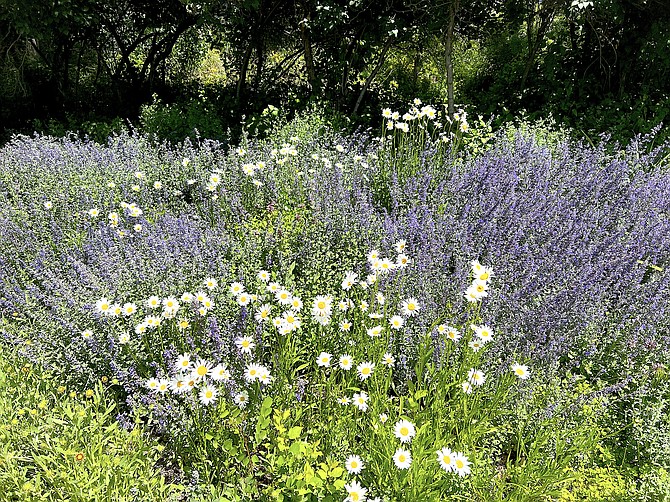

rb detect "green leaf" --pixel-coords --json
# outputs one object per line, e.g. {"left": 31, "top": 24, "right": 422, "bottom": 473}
{"left": 288, "top": 442, "right": 302, "bottom": 456}
{"left": 287, "top": 426, "right": 302, "bottom": 439}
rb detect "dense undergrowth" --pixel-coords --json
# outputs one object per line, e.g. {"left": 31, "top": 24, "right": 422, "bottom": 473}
{"left": 0, "top": 107, "right": 669, "bottom": 501}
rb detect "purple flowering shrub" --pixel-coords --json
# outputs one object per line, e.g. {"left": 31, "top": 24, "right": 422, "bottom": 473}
{"left": 1, "top": 118, "right": 669, "bottom": 405}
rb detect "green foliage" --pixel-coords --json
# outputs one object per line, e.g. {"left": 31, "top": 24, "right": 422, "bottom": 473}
{"left": 0, "top": 341, "right": 182, "bottom": 501}
{"left": 139, "top": 95, "right": 227, "bottom": 144}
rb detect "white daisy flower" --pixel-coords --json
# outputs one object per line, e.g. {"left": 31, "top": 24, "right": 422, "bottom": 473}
{"left": 342, "top": 271, "right": 358, "bottom": 290}
{"left": 337, "top": 396, "right": 351, "bottom": 406}
{"left": 192, "top": 359, "right": 213, "bottom": 380}
{"left": 344, "top": 480, "right": 367, "bottom": 502}
{"left": 146, "top": 378, "right": 159, "bottom": 391}
{"left": 316, "top": 352, "right": 332, "bottom": 367}
{"left": 393, "top": 448, "right": 412, "bottom": 470}
{"left": 236, "top": 336, "right": 255, "bottom": 354}
{"left": 204, "top": 277, "right": 218, "bottom": 290}
{"left": 345, "top": 455, "right": 365, "bottom": 475}
{"left": 366, "top": 325, "right": 383, "bottom": 338}
{"left": 290, "top": 297, "right": 303, "bottom": 311}
{"left": 275, "top": 289, "right": 293, "bottom": 305}
{"left": 95, "top": 298, "right": 111, "bottom": 314}
{"left": 122, "top": 303, "right": 137, "bottom": 316}
{"left": 170, "top": 378, "right": 189, "bottom": 395}
{"left": 393, "top": 419, "right": 416, "bottom": 443}
{"left": 474, "top": 324, "right": 494, "bottom": 343}
{"left": 352, "top": 391, "right": 369, "bottom": 412}
{"left": 445, "top": 326, "right": 461, "bottom": 342}
{"left": 468, "top": 339, "right": 484, "bottom": 352}
{"left": 146, "top": 296, "right": 161, "bottom": 309}
{"left": 210, "top": 364, "right": 231, "bottom": 381}
{"left": 453, "top": 452, "right": 472, "bottom": 477}
{"left": 381, "top": 353, "right": 395, "bottom": 367}
{"left": 400, "top": 298, "right": 420, "bottom": 317}
{"left": 156, "top": 379, "right": 170, "bottom": 393}
{"left": 436, "top": 447, "right": 455, "bottom": 472}
{"left": 357, "top": 361, "right": 375, "bottom": 381}
{"left": 198, "top": 385, "right": 218, "bottom": 405}
{"left": 229, "top": 282, "right": 245, "bottom": 296}
{"left": 244, "top": 363, "right": 262, "bottom": 382}
{"left": 389, "top": 315, "right": 404, "bottom": 330}
{"left": 234, "top": 391, "right": 249, "bottom": 408}
{"left": 339, "top": 354, "right": 354, "bottom": 370}
{"left": 255, "top": 304, "right": 272, "bottom": 323}
{"left": 511, "top": 363, "right": 530, "bottom": 379}
{"left": 396, "top": 253, "right": 412, "bottom": 268}
{"left": 468, "top": 368, "right": 486, "bottom": 386}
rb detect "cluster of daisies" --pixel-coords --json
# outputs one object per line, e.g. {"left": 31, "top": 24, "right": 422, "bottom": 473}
{"left": 81, "top": 200, "right": 145, "bottom": 237}
{"left": 304, "top": 143, "right": 372, "bottom": 176}
{"left": 89, "top": 278, "right": 223, "bottom": 344}
{"left": 342, "top": 418, "right": 472, "bottom": 502}
{"left": 464, "top": 260, "right": 494, "bottom": 302}
{"left": 145, "top": 354, "right": 227, "bottom": 405}
{"left": 381, "top": 99, "right": 471, "bottom": 138}
{"left": 143, "top": 352, "right": 255, "bottom": 408}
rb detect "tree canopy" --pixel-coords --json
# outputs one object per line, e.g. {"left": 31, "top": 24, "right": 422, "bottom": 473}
{"left": 0, "top": 0, "right": 668, "bottom": 141}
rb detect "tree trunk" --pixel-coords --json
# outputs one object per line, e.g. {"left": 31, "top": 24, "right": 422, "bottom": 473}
{"left": 301, "top": 17, "right": 316, "bottom": 92}
{"left": 352, "top": 37, "right": 394, "bottom": 116}
{"left": 520, "top": 4, "right": 555, "bottom": 92}
{"left": 340, "top": 34, "right": 360, "bottom": 105}
{"left": 444, "top": 0, "right": 459, "bottom": 116}
{"left": 236, "top": 42, "right": 254, "bottom": 102}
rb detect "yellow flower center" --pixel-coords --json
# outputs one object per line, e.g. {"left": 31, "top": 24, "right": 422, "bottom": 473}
{"left": 398, "top": 455, "right": 406, "bottom": 462}
{"left": 400, "top": 427, "right": 409, "bottom": 436}
{"left": 456, "top": 459, "right": 464, "bottom": 468}
{"left": 197, "top": 366, "right": 207, "bottom": 376}
{"left": 205, "top": 391, "right": 213, "bottom": 398}
{"left": 317, "top": 301, "right": 326, "bottom": 309}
